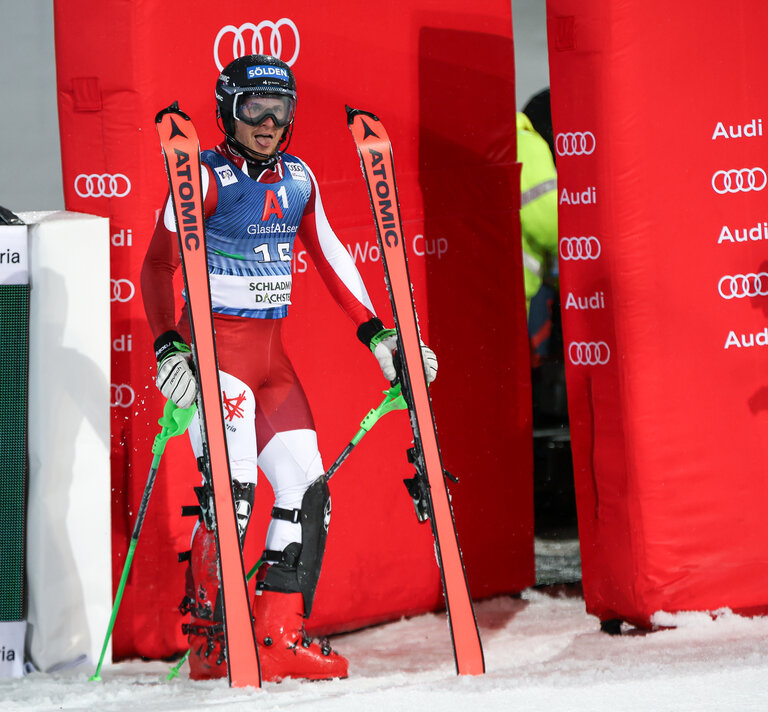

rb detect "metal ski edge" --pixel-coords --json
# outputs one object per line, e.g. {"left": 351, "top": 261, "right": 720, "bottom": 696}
{"left": 346, "top": 108, "right": 485, "bottom": 675}
{"left": 156, "top": 107, "right": 261, "bottom": 687}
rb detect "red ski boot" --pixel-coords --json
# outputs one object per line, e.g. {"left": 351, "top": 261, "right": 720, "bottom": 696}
{"left": 252, "top": 590, "right": 348, "bottom": 682}
{"left": 181, "top": 526, "right": 227, "bottom": 680}
{"left": 180, "top": 481, "right": 255, "bottom": 681}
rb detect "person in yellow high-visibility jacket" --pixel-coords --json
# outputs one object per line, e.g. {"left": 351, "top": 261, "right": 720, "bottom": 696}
{"left": 518, "top": 111, "right": 558, "bottom": 309}
{"left": 518, "top": 111, "right": 558, "bottom": 366}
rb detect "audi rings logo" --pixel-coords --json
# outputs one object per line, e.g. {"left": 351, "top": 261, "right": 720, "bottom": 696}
{"left": 214, "top": 19, "right": 300, "bottom": 71}
{"left": 560, "top": 236, "right": 601, "bottom": 260}
{"left": 568, "top": 341, "right": 610, "bottom": 366}
{"left": 717, "top": 273, "right": 768, "bottom": 299}
{"left": 111, "top": 384, "right": 135, "bottom": 408}
{"left": 711, "top": 168, "right": 767, "bottom": 194}
{"left": 74, "top": 173, "right": 131, "bottom": 198}
{"left": 111, "top": 278, "right": 136, "bottom": 303}
{"left": 555, "top": 132, "right": 596, "bottom": 156}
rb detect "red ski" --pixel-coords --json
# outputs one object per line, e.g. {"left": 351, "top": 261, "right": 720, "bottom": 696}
{"left": 347, "top": 106, "right": 485, "bottom": 675}
{"left": 155, "top": 103, "right": 260, "bottom": 688}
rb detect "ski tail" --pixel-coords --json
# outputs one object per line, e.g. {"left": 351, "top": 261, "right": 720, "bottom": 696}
{"left": 346, "top": 106, "right": 485, "bottom": 675}
{"left": 155, "top": 103, "right": 261, "bottom": 688}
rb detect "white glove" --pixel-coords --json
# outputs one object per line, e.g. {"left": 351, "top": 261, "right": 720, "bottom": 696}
{"left": 371, "top": 328, "right": 438, "bottom": 384}
{"left": 154, "top": 330, "right": 198, "bottom": 409}
{"left": 420, "top": 344, "right": 438, "bottom": 383}
{"left": 157, "top": 353, "right": 197, "bottom": 409}
{"left": 372, "top": 331, "right": 399, "bottom": 382}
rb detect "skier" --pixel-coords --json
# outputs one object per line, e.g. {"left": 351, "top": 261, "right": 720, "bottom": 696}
{"left": 141, "top": 54, "right": 437, "bottom": 682}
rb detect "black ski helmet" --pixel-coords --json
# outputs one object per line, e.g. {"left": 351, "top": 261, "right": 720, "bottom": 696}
{"left": 215, "top": 54, "right": 297, "bottom": 165}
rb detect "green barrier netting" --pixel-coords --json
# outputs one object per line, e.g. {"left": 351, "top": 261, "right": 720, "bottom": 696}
{"left": 0, "top": 284, "right": 29, "bottom": 621}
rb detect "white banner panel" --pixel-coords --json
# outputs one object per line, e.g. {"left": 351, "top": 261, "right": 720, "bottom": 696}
{"left": 20, "top": 210, "right": 111, "bottom": 671}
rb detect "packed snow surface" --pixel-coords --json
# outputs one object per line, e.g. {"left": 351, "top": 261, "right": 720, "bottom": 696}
{"left": 3, "top": 587, "right": 768, "bottom": 711}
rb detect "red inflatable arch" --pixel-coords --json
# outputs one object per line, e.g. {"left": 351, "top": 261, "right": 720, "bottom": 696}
{"left": 548, "top": 0, "right": 768, "bottom": 627}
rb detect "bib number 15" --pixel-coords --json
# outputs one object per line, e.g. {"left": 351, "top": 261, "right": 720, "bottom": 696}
{"left": 253, "top": 242, "right": 291, "bottom": 262}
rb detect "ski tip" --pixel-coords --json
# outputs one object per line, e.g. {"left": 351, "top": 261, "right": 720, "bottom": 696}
{"left": 345, "top": 105, "right": 379, "bottom": 125}
{"left": 155, "top": 101, "right": 189, "bottom": 125}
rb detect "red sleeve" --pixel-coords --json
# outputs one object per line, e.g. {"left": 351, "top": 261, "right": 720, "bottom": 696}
{"left": 141, "top": 165, "right": 219, "bottom": 341}
{"left": 298, "top": 165, "right": 376, "bottom": 327}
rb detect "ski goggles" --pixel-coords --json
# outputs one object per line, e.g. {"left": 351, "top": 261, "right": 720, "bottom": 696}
{"left": 233, "top": 93, "right": 296, "bottom": 128}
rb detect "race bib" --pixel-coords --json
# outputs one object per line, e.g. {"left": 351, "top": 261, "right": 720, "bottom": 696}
{"left": 209, "top": 273, "right": 292, "bottom": 310}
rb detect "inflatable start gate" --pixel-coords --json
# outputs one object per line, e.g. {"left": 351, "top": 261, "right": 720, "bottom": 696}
{"left": 548, "top": 0, "right": 768, "bottom": 626}
{"left": 54, "top": 1, "right": 532, "bottom": 659}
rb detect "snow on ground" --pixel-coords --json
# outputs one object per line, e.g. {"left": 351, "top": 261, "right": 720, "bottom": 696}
{"left": 3, "top": 587, "right": 768, "bottom": 712}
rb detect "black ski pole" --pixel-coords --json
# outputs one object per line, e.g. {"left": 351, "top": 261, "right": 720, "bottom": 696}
{"left": 325, "top": 383, "right": 406, "bottom": 480}
{"left": 90, "top": 400, "right": 197, "bottom": 681}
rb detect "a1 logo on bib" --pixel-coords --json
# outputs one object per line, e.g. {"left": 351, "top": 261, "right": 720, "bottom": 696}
{"left": 215, "top": 164, "right": 238, "bottom": 186}
{"left": 285, "top": 161, "right": 307, "bottom": 182}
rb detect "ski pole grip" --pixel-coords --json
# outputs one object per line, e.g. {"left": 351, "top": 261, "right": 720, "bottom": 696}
{"left": 152, "top": 400, "right": 197, "bottom": 455}
{"left": 359, "top": 383, "right": 407, "bottom": 435}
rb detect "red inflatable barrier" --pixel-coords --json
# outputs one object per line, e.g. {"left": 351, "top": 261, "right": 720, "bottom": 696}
{"left": 54, "top": 1, "right": 532, "bottom": 659}
{"left": 548, "top": 0, "right": 768, "bottom": 627}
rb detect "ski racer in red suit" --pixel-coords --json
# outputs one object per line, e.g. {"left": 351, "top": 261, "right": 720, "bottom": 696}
{"left": 141, "top": 54, "right": 437, "bottom": 682}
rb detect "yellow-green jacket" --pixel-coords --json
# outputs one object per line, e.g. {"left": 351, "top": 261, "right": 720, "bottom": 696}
{"left": 517, "top": 112, "right": 558, "bottom": 310}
